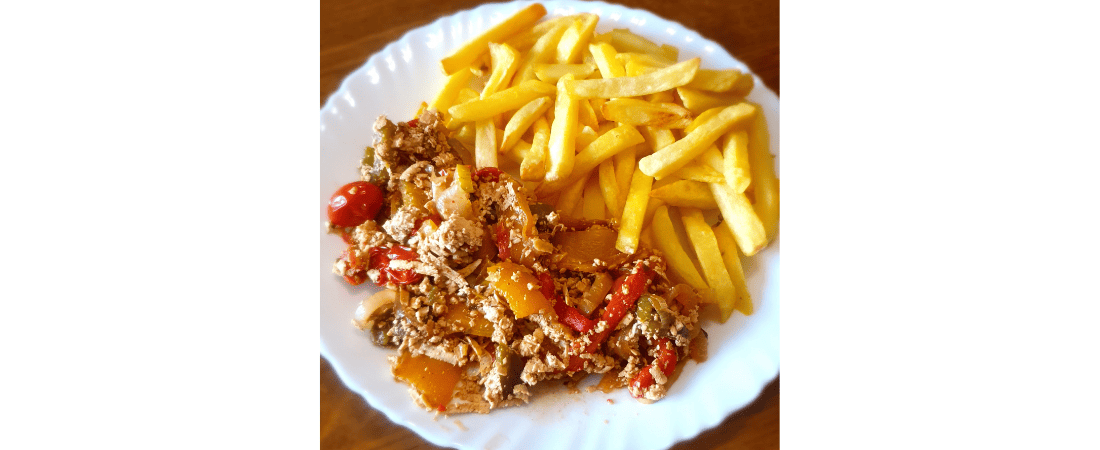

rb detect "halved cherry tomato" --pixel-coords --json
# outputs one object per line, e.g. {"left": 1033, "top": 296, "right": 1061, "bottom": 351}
{"left": 328, "top": 181, "right": 383, "bottom": 228}
{"left": 353, "top": 245, "right": 424, "bottom": 286}
{"left": 337, "top": 249, "right": 368, "bottom": 286}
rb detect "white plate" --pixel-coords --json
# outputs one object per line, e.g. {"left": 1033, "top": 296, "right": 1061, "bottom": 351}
{"left": 320, "top": 2, "right": 780, "bottom": 449}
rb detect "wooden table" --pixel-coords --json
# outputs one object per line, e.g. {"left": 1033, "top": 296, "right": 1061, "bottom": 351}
{"left": 321, "top": 1, "right": 779, "bottom": 448}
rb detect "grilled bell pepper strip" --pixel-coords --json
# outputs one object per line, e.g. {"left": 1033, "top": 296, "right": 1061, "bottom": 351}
{"left": 565, "top": 261, "right": 653, "bottom": 371}
{"left": 495, "top": 224, "right": 512, "bottom": 261}
{"left": 628, "top": 337, "right": 677, "bottom": 398}
{"left": 538, "top": 272, "right": 595, "bottom": 334}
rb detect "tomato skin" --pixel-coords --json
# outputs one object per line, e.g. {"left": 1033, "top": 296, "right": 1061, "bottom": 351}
{"left": 337, "top": 249, "right": 368, "bottom": 286}
{"left": 328, "top": 181, "right": 384, "bottom": 228}
{"left": 385, "top": 245, "right": 424, "bottom": 285}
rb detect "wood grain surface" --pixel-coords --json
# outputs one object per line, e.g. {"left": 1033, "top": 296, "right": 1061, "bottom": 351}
{"left": 321, "top": 1, "right": 778, "bottom": 448}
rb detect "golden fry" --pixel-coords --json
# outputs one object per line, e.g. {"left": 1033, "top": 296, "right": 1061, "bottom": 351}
{"left": 601, "top": 28, "right": 678, "bottom": 61}
{"left": 638, "top": 103, "right": 755, "bottom": 179}
{"left": 681, "top": 208, "right": 736, "bottom": 322}
{"left": 475, "top": 119, "right": 499, "bottom": 169}
{"left": 512, "top": 18, "right": 572, "bottom": 84}
{"left": 504, "top": 14, "right": 574, "bottom": 52}
{"left": 598, "top": 159, "right": 624, "bottom": 218}
{"left": 501, "top": 96, "right": 552, "bottom": 153}
{"left": 582, "top": 174, "right": 607, "bottom": 220}
{"left": 546, "top": 74, "right": 580, "bottom": 182}
{"left": 555, "top": 14, "right": 599, "bottom": 64}
{"left": 534, "top": 62, "right": 597, "bottom": 83}
{"left": 671, "top": 160, "right": 725, "bottom": 184}
{"left": 566, "top": 58, "right": 700, "bottom": 98}
{"left": 746, "top": 103, "right": 779, "bottom": 241}
{"left": 520, "top": 117, "right": 551, "bottom": 181}
{"left": 720, "top": 130, "right": 751, "bottom": 193}
{"left": 676, "top": 86, "right": 752, "bottom": 115}
{"left": 685, "top": 68, "right": 748, "bottom": 93}
{"left": 709, "top": 182, "right": 766, "bottom": 256}
{"left": 649, "top": 179, "right": 718, "bottom": 209}
{"left": 448, "top": 80, "right": 556, "bottom": 123}
{"left": 481, "top": 43, "right": 521, "bottom": 98}
{"left": 588, "top": 42, "right": 626, "bottom": 79}
{"left": 556, "top": 169, "right": 587, "bottom": 217}
{"left": 613, "top": 146, "right": 636, "bottom": 195}
{"left": 441, "top": 3, "right": 547, "bottom": 75}
{"left": 651, "top": 205, "right": 708, "bottom": 291}
{"left": 713, "top": 224, "right": 753, "bottom": 316}
{"left": 536, "top": 124, "right": 644, "bottom": 195}
{"left": 601, "top": 98, "right": 694, "bottom": 128}
{"left": 430, "top": 68, "right": 474, "bottom": 118}
{"left": 615, "top": 167, "right": 654, "bottom": 254}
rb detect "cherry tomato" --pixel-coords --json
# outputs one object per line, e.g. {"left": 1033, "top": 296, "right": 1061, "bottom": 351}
{"left": 385, "top": 246, "right": 423, "bottom": 285}
{"left": 337, "top": 249, "right": 367, "bottom": 286}
{"left": 327, "top": 181, "right": 383, "bottom": 228}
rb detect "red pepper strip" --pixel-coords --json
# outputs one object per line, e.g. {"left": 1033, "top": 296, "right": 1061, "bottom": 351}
{"left": 475, "top": 167, "right": 504, "bottom": 183}
{"left": 406, "top": 118, "right": 419, "bottom": 128}
{"left": 539, "top": 273, "right": 595, "bottom": 334}
{"left": 562, "top": 262, "right": 653, "bottom": 373}
{"left": 572, "top": 261, "right": 653, "bottom": 356}
{"left": 629, "top": 338, "right": 678, "bottom": 398}
{"left": 495, "top": 224, "right": 511, "bottom": 261}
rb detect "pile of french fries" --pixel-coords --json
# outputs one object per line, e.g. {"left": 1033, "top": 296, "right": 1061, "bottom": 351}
{"left": 428, "top": 3, "right": 778, "bottom": 323}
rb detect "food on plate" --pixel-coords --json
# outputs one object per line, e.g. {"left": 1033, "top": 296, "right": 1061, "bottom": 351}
{"left": 324, "top": 3, "right": 778, "bottom": 414}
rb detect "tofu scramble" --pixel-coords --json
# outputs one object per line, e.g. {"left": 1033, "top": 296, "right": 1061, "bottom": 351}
{"left": 327, "top": 110, "right": 707, "bottom": 413}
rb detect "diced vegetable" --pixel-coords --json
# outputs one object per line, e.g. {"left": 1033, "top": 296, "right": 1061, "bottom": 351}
{"left": 550, "top": 225, "right": 629, "bottom": 272}
{"left": 442, "top": 303, "right": 494, "bottom": 337}
{"left": 392, "top": 352, "right": 463, "bottom": 412}
{"left": 488, "top": 261, "right": 554, "bottom": 318}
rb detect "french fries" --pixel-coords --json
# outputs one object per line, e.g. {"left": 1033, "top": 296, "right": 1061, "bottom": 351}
{"left": 520, "top": 117, "right": 551, "bottom": 181}
{"left": 534, "top": 62, "right": 597, "bottom": 83}
{"left": 649, "top": 179, "right": 718, "bottom": 209}
{"left": 615, "top": 167, "right": 653, "bottom": 254}
{"left": 565, "top": 58, "right": 700, "bottom": 99}
{"left": 448, "top": 80, "right": 555, "bottom": 123}
{"left": 709, "top": 182, "right": 766, "bottom": 256}
{"left": 681, "top": 208, "right": 736, "bottom": 322}
{"left": 601, "top": 98, "right": 694, "bottom": 128}
{"left": 441, "top": 3, "right": 547, "bottom": 75}
{"left": 747, "top": 103, "right": 779, "bottom": 242}
{"left": 598, "top": 159, "right": 624, "bottom": 218}
{"left": 501, "top": 96, "right": 552, "bottom": 153}
{"left": 482, "top": 43, "right": 521, "bottom": 98}
{"left": 426, "top": 4, "right": 777, "bottom": 323}
{"left": 536, "top": 123, "right": 644, "bottom": 196}
{"left": 720, "top": 130, "right": 751, "bottom": 193}
{"left": 638, "top": 103, "right": 756, "bottom": 179}
{"left": 546, "top": 74, "right": 580, "bottom": 182}
{"left": 713, "top": 224, "right": 753, "bottom": 316}
{"left": 651, "top": 205, "right": 708, "bottom": 292}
